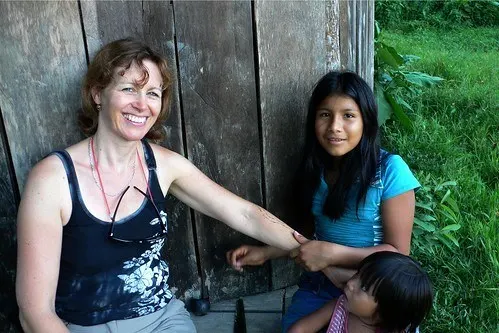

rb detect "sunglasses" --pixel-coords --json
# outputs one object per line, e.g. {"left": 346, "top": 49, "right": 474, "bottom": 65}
{"left": 108, "top": 186, "right": 167, "bottom": 243}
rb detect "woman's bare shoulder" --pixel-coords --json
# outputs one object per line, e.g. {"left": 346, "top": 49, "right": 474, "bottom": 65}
{"left": 148, "top": 142, "right": 193, "bottom": 170}
{"left": 28, "top": 153, "right": 67, "bottom": 185}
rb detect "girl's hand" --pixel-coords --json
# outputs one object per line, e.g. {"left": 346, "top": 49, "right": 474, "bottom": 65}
{"left": 290, "top": 231, "right": 335, "bottom": 271}
{"left": 226, "top": 245, "right": 269, "bottom": 272}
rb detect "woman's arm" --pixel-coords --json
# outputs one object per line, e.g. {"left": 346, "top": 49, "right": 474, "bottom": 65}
{"left": 156, "top": 148, "right": 300, "bottom": 251}
{"left": 291, "top": 190, "right": 415, "bottom": 270}
{"left": 16, "top": 157, "right": 70, "bottom": 333}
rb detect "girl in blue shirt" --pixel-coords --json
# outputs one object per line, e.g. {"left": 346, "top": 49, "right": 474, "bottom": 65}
{"left": 227, "top": 71, "right": 420, "bottom": 332}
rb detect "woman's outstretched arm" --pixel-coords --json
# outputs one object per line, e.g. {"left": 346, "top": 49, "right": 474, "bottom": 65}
{"left": 155, "top": 147, "right": 300, "bottom": 251}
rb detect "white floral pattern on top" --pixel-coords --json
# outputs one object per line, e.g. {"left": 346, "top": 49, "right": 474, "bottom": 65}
{"left": 117, "top": 218, "right": 173, "bottom": 317}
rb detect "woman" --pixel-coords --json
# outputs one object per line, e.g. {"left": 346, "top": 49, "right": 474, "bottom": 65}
{"left": 16, "top": 38, "right": 299, "bottom": 333}
{"left": 227, "top": 71, "right": 420, "bottom": 332}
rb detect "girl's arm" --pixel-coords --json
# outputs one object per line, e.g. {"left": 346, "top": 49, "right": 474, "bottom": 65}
{"left": 287, "top": 299, "right": 337, "bottom": 333}
{"left": 291, "top": 190, "right": 415, "bottom": 270}
{"left": 157, "top": 147, "right": 300, "bottom": 251}
{"left": 227, "top": 190, "right": 414, "bottom": 271}
{"left": 226, "top": 245, "right": 289, "bottom": 271}
{"left": 321, "top": 265, "right": 356, "bottom": 289}
{"left": 16, "top": 157, "right": 71, "bottom": 333}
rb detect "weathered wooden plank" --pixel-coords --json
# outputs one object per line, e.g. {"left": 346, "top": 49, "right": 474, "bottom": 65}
{"left": 0, "top": 3, "right": 85, "bottom": 331}
{"left": 0, "top": 115, "right": 17, "bottom": 219}
{"left": 326, "top": 0, "right": 341, "bottom": 71}
{"left": 255, "top": 1, "right": 327, "bottom": 290}
{"left": 0, "top": 109, "right": 21, "bottom": 332}
{"left": 339, "top": 0, "right": 374, "bottom": 87}
{"left": 80, "top": 0, "right": 200, "bottom": 300}
{"left": 0, "top": 1, "right": 87, "bottom": 192}
{"left": 0, "top": 217, "right": 19, "bottom": 333}
{"left": 174, "top": 0, "right": 269, "bottom": 301}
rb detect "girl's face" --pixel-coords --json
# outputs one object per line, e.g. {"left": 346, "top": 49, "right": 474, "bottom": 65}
{"left": 314, "top": 95, "right": 363, "bottom": 158}
{"left": 344, "top": 275, "right": 378, "bottom": 320}
{"left": 93, "top": 59, "right": 163, "bottom": 141}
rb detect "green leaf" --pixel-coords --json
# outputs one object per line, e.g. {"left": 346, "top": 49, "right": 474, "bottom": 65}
{"left": 445, "top": 197, "right": 460, "bottom": 214}
{"left": 397, "top": 98, "right": 414, "bottom": 112}
{"left": 440, "top": 189, "right": 452, "bottom": 204}
{"left": 435, "top": 181, "right": 457, "bottom": 191}
{"left": 384, "top": 92, "right": 413, "bottom": 130}
{"left": 402, "top": 54, "right": 421, "bottom": 64}
{"left": 417, "top": 214, "right": 437, "bottom": 222}
{"left": 402, "top": 72, "right": 444, "bottom": 87}
{"left": 435, "top": 233, "right": 455, "bottom": 250}
{"left": 375, "top": 86, "right": 392, "bottom": 126}
{"left": 414, "top": 218, "right": 436, "bottom": 232}
{"left": 443, "top": 233, "right": 460, "bottom": 247}
{"left": 441, "top": 224, "right": 461, "bottom": 232}
{"left": 438, "top": 205, "right": 458, "bottom": 223}
{"left": 377, "top": 44, "right": 404, "bottom": 68}
{"left": 416, "top": 202, "right": 434, "bottom": 212}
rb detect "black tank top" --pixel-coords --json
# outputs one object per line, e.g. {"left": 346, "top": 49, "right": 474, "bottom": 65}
{"left": 53, "top": 140, "right": 172, "bottom": 326}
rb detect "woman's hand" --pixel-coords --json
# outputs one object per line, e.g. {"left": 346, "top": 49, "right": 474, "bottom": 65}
{"left": 226, "top": 245, "right": 270, "bottom": 272}
{"left": 290, "top": 232, "right": 335, "bottom": 272}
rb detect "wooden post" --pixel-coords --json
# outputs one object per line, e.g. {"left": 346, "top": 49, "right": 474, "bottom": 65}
{"left": 173, "top": 0, "right": 269, "bottom": 302}
{"left": 255, "top": 0, "right": 329, "bottom": 290}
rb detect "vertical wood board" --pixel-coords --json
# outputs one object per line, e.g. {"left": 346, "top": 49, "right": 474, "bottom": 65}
{"left": 339, "top": 0, "right": 374, "bottom": 87}
{"left": 0, "top": 0, "right": 87, "bottom": 192}
{"left": 0, "top": 111, "right": 19, "bottom": 331}
{"left": 80, "top": 0, "right": 200, "bottom": 300}
{"left": 326, "top": 0, "right": 341, "bottom": 71}
{"left": 174, "top": 0, "right": 268, "bottom": 301}
{"left": 255, "top": 1, "right": 328, "bottom": 289}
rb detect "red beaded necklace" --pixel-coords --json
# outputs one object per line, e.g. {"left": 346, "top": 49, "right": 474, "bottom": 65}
{"left": 90, "top": 137, "right": 153, "bottom": 221}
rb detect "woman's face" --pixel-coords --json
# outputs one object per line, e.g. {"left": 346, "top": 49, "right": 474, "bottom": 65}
{"left": 93, "top": 59, "right": 163, "bottom": 142}
{"left": 344, "top": 275, "right": 378, "bottom": 320}
{"left": 314, "top": 95, "right": 364, "bottom": 159}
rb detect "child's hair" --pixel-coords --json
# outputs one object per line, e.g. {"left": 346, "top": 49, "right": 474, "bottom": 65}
{"left": 357, "top": 251, "right": 434, "bottom": 333}
{"left": 296, "top": 71, "right": 380, "bottom": 221}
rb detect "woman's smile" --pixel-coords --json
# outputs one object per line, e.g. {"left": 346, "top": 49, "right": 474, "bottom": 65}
{"left": 123, "top": 113, "right": 148, "bottom": 125}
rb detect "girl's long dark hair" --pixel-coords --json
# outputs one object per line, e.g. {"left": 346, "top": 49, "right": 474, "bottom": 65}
{"left": 296, "top": 71, "right": 380, "bottom": 222}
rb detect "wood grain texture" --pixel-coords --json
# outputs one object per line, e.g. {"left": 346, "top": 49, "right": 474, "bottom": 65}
{"left": 174, "top": 0, "right": 269, "bottom": 301}
{"left": 339, "top": 0, "right": 374, "bottom": 87}
{"left": 326, "top": 0, "right": 341, "bottom": 71}
{"left": 80, "top": 0, "right": 200, "bottom": 300}
{"left": 0, "top": 113, "right": 18, "bottom": 332}
{"left": 0, "top": 1, "right": 87, "bottom": 192}
{"left": 0, "top": 114, "right": 17, "bottom": 219}
{"left": 255, "top": 1, "right": 327, "bottom": 290}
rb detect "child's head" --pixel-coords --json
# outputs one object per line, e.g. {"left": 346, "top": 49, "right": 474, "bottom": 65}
{"left": 305, "top": 71, "right": 378, "bottom": 162}
{"left": 300, "top": 71, "right": 380, "bottom": 220}
{"left": 344, "top": 251, "right": 433, "bottom": 333}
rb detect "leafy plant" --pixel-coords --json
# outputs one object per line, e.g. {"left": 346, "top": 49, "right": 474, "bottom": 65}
{"left": 374, "top": 22, "right": 444, "bottom": 129}
{"left": 412, "top": 174, "right": 461, "bottom": 252}
{"left": 375, "top": 0, "right": 499, "bottom": 29}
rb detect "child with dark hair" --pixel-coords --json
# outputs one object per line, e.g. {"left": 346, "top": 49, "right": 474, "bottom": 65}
{"left": 227, "top": 71, "right": 422, "bottom": 332}
{"left": 288, "top": 251, "right": 434, "bottom": 333}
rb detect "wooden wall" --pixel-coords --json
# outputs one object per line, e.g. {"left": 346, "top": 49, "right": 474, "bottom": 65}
{"left": 0, "top": 1, "right": 373, "bottom": 331}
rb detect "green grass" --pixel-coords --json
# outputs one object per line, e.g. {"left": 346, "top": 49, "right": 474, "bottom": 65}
{"left": 379, "top": 26, "right": 499, "bottom": 333}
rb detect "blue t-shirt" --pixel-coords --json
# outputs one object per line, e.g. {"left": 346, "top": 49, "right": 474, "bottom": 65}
{"left": 313, "top": 150, "right": 420, "bottom": 247}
